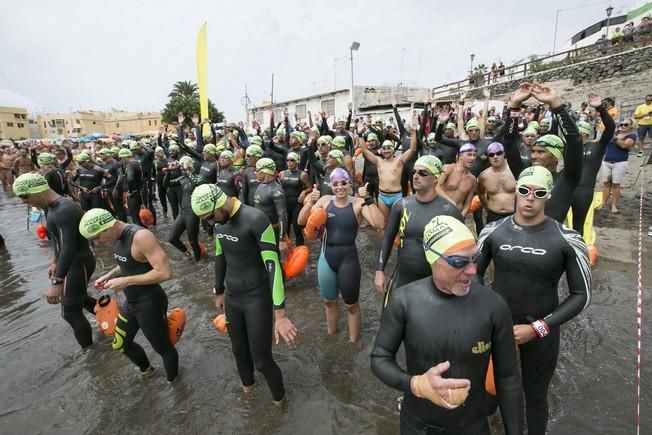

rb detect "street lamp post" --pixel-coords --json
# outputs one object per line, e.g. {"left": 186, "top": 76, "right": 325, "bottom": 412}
{"left": 605, "top": 5, "right": 614, "bottom": 39}
{"left": 552, "top": 9, "right": 561, "bottom": 54}
{"left": 350, "top": 41, "right": 360, "bottom": 115}
{"left": 470, "top": 53, "right": 475, "bottom": 73}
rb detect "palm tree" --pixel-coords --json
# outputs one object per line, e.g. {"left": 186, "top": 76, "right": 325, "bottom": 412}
{"left": 168, "top": 81, "right": 199, "bottom": 100}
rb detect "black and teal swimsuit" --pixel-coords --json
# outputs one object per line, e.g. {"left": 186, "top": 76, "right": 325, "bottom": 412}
{"left": 214, "top": 203, "right": 287, "bottom": 401}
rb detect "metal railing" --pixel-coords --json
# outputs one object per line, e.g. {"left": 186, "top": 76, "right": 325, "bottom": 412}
{"left": 432, "top": 32, "right": 652, "bottom": 99}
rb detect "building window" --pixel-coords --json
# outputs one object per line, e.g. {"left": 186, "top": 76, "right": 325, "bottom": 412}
{"left": 43, "top": 122, "right": 47, "bottom": 128}
{"left": 295, "top": 104, "right": 307, "bottom": 120}
{"left": 92, "top": 121, "right": 96, "bottom": 125}
{"left": 55, "top": 119, "right": 64, "bottom": 127}
{"left": 17, "top": 123, "right": 24, "bottom": 128}
{"left": 148, "top": 120, "right": 151, "bottom": 126}
{"left": 116, "top": 123, "right": 120, "bottom": 128}
{"left": 6, "top": 122, "right": 14, "bottom": 127}
{"left": 321, "top": 99, "right": 335, "bottom": 115}
{"left": 154, "top": 120, "right": 157, "bottom": 126}
{"left": 57, "top": 128, "right": 64, "bottom": 135}
{"left": 14, "top": 114, "right": 20, "bottom": 119}
{"left": 72, "top": 128, "right": 81, "bottom": 134}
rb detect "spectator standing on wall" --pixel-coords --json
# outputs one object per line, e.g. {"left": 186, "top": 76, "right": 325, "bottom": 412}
{"left": 599, "top": 118, "right": 636, "bottom": 214}
{"left": 611, "top": 27, "right": 623, "bottom": 46}
{"left": 622, "top": 22, "right": 635, "bottom": 45}
{"left": 633, "top": 94, "right": 652, "bottom": 157}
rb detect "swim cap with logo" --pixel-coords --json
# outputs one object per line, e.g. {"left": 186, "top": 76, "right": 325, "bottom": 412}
{"left": 517, "top": 166, "right": 553, "bottom": 190}
{"left": 535, "top": 134, "right": 565, "bottom": 159}
{"left": 487, "top": 142, "right": 504, "bottom": 154}
{"left": 203, "top": 144, "right": 218, "bottom": 154}
{"left": 459, "top": 143, "right": 477, "bottom": 154}
{"left": 287, "top": 151, "right": 300, "bottom": 162}
{"left": 367, "top": 133, "right": 379, "bottom": 142}
{"left": 423, "top": 215, "right": 476, "bottom": 265}
{"left": 256, "top": 157, "right": 276, "bottom": 175}
{"left": 118, "top": 149, "right": 133, "bottom": 158}
{"left": 414, "top": 155, "right": 443, "bottom": 177}
{"left": 317, "top": 135, "right": 333, "bottom": 146}
{"left": 465, "top": 119, "right": 481, "bottom": 131}
{"left": 129, "top": 140, "right": 141, "bottom": 151}
{"left": 245, "top": 144, "right": 263, "bottom": 157}
{"left": 577, "top": 121, "right": 592, "bottom": 136}
{"left": 79, "top": 208, "right": 117, "bottom": 239}
{"left": 191, "top": 184, "right": 227, "bottom": 217}
{"left": 329, "top": 167, "right": 350, "bottom": 183}
{"left": 13, "top": 173, "right": 49, "bottom": 195}
{"left": 249, "top": 135, "right": 263, "bottom": 146}
{"left": 327, "top": 150, "right": 344, "bottom": 165}
{"left": 37, "top": 152, "right": 55, "bottom": 165}
{"left": 220, "top": 150, "right": 234, "bottom": 160}
{"left": 332, "top": 136, "right": 346, "bottom": 150}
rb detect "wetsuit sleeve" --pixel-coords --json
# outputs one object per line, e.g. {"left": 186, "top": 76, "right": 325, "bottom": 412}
{"left": 543, "top": 227, "right": 591, "bottom": 328}
{"left": 53, "top": 207, "right": 86, "bottom": 279}
{"left": 491, "top": 298, "right": 524, "bottom": 435}
{"left": 195, "top": 125, "right": 204, "bottom": 153}
{"left": 214, "top": 237, "right": 226, "bottom": 294}
{"left": 370, "top": 293, "right": 411, "bottom": 393}
{"left": 308, "top": 147, "right": 326, "bottom": 176}
{"left": 595, "top": 105, "right": 616, "bottom": 152}
{"left": 418, "top": 106, "right": 428, "bottom": 149}
{"left": 492, "top": 119, "right": 506, "bottom": 142}
{"left": 269, "top": 141, "right": 289, "bottom": 155}
{"left": 502, "top": 115, "right": 525, "bottom": 179}
{"left": 68, "top": 169, "right": 82, "bottom": 189}
{"left": 552, "top": 106, "right": 582, "bottom": 186}
{"left": 255, "top": 219, "right": 286, "bottom": 309}
{"left": 376, "top": 199, "right": 402, "bottom": 272}
{"left": 394, "top": 106, "right": 406, "bottom": 140}
{"left": 31, "top": 149, "right": 40, "bottom": 169}
{"left": 126, "top": 164, "right": 141, "bottom": 192}
{"left": 475, "top": 224, "right": 495, "bottom": 283}
{"left": 273, "top": 185, "right": 287, "bottom": 239}
{"left": 180, "top": 142, "right": 202, "bottom": 161}
{"left": 239, "top": 172, "right": 248, "bottom": 203}
{"left": 434, "top": 123, "right": 461, "bottom": 149}
{"left": 59, "top": 147, "right": 73, "bottom": 170}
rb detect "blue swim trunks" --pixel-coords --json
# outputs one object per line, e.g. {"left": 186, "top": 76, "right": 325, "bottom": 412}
{"left": 378, "top": 191, "right": 402, "bottom": 208}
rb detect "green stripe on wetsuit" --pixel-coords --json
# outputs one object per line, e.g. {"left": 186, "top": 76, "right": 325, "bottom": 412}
{"left": 260, "top": 224, "right": 285, "bottom": 308}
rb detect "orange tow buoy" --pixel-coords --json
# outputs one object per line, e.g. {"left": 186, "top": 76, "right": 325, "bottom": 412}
{"left": 36, "top": 223, "right": 47, "bottom": 240}
{"left": 303, "top": 208, "right": 327, "bottom": 240}
{"left": 485, "top": 356, "right": 496, "bottom": 396}
{"left": 283, "top": 245, "right": 309, "bottom": 278}
{"left": 213, "top": 313, "right": 228, "bottom": 334}
{"left": 468, "top": 195, "right": 482, "bottom": 214}
{"left": 139, "top": 208, "right": 154, "bottom": 227}
{"left": 94, "top": 295, "right": 119, "bottom": 336}
{"left": 588, "top": 245, "right": 599, "bottom": 267}
{"left": 167, "top": 307, "right": 186, "bottom": 345}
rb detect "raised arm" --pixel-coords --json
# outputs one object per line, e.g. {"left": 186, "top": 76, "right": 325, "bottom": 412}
{"left": 398, "top": 115, "right": 419, "bottom": 164}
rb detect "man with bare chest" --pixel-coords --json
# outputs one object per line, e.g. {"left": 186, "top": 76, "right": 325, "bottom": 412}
{"left": 13, "top": 148, "right": 36, "bottom": 176}
{"left": 359, "top": 116, "right": 417, "bottom": 222}
{"left": 436, "top": 143, "right": 477, "bottom": 216}
{"left": 477, "top": 142, "right": 516, "bottom": 223}
{"left": 0, "top": 148, "right": 17, "bottom": 189}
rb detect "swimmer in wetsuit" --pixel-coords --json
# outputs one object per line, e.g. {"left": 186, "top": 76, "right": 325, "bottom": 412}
{"left": 240, "top": 145, "right": 263, "bottom": 206}
{"left": 502, "top": 81, "right": 584, "bottom": 223}
{"left": 476, "top": 166, "right": 591, "bottom": 435}
{"left": 279, "top": 152, "right": 311, "bottom": 246}
{"left": 298, "top": 168, "right": 384, "bottom": 342}
{"left": 216, "top": 150, "right": 242, "bottom": 198}
{"left": 371, "top": 215, "right": 523, "bottom": 435}
{"left": 69, "top": 152, "right": 107, "bottom": 211}
{"left": 357, "top": 116, "right": 418, "bottom": 224}
{"left": 254, "top": 158, "right": 289, "bottom": 252}
{"left": 375, "top": 155, "right": 463, "bottom": 304}
{"left": 32, "top": 147, "right": 72, "bottom": 196}
{"left": 191, "top": 184, "right": 298, "bottom": 404}
{"left": 80, "top": 209, "right": 179, "bottom": 382}
{"left": 13, "top": 173, "right": 97, "bottom": 349}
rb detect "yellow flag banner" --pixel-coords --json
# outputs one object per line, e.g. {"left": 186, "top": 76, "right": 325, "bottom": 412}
{"left": 196, "top": 22, "right": 209, "bottom": 137}
{"left": 567, "top": 191, "right": 603, "bottom": 245}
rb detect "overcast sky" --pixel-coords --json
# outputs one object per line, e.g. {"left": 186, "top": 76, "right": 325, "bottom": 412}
{"left": 0, "top": 0, "right": 635, "bottom": 120}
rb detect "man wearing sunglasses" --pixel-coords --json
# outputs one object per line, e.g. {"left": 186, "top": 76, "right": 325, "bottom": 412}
{"left": 477, "top": 142, "right": 516, "bottom": 223}
{"left": 476, "top": 166, "right": 591, "bottom": 435}
{"left": 372, "top": 215, "right": 523, "bottom": 435}
{"left": 13, "top": 173, "right": 98, "bottom": 350}
{"left": 191, "top": 184, "right": 297, "bottom": 405}
{"left": 375, "top": 155, "right": 463, "bottom": 304}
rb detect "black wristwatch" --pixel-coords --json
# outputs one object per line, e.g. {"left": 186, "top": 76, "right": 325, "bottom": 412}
{"left": 51, "top": 278, "right": 64, "bottom": 286}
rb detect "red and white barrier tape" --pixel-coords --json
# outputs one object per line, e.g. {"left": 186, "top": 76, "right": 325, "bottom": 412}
{"left": 636, "top": 175, "right": 644, "bottom": 435}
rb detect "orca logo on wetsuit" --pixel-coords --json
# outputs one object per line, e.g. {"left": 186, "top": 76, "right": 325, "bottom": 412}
{"left": 499, "top": 244, "right": 547, "bottom": 255}
{"left": 216, "top": 233, "right": 239, "bottom": 242}
{"left": 114, "top": 254, "right": 128, "bottom": 262}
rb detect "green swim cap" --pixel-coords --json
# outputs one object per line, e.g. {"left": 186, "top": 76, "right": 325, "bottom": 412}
{"left": 168, "top": 144, "right": 179, "bottom": 153}
{"left": 298, "top": 131, "right": 307, "bottom": 143}
{"left": 522, "top": 128, "right": 538, "bottom": 137}
{"left": 203, "top": 144, "right": 218, "bottom": 154}
{"left": 381, "top": 140, "right": 395, "bottom": 149}
{"left": 184, "top": 138, "right": 192, "bottom": 145}
{"left": 332, "top": 136, "right": 346, "bottom": 149}
{"left": 426, "top": 132, "right": 436, "bottom": 142}
{"left": 118, "top": 149, "right": 133, "bottom": 158}
{"left": 540, "top": 118, "right": 551, "bottom": 126}
{"left": 179, "top": 156, "right": 194, "bottom": 166}
{"left": 423, "top": 215, "right": 476, "bottom": 265}
{"left": 487, "top": 116, "right": 497, "bottom": 122}
{"left": 37, "top": 152, "right": 55, "bottom": 165}
{"left": 246, "top": 144, "right": 263, "bottom": 157}
{"left": 220, "top": 150, "right": 234, "bottom": 160}
{"left": 414, "top": 155, "right": 443, "bottom": 177}
{"left": 465, "top": 119, "right": 481, "bottom": 131}
{"left": 97, "top": 148, "right": 111, "bottom": 157}
{"left": 535, "top": 134, "right": 565, "bottom": 159}
{"left": 77, "top": 152, "right": 91, "bottom": 163}
{"left": 317, "top": 135, "right": 333, "bottom": 146}
{"left": 168, "top": 140, "right": 178, "bottom": 147}
{"left": 142, "top": 138, "right": 150, "bottom": 144}
{"left": 276, "top": 127, "right": 286, "bottom": 137}
{"left": 215, "top": 143, "right": 226, "bottom": 153}
{"left": 191, "top": 184, "right": 227, "bottom": 217}
{"left": 290, "top": 131, "right": 302, "bottom": 141}
{"left": 79, "top": 208, "right": 117, "bottom": 239}
{"left": 155, "top": 146, "right": 164, "bottom": 154}
{"left": 367, "top": 132, "right": 379, "bottom": 142}
{"left": 527, "top": 121, "right": 540, "bottom": 132}
{"left": 110, "top": 146, "right": 120, "bottom": 155}
{"left": 327, "top": 149, "right": 344, "bottom": 165}
{"left": 249, "top": 135, "right": 263, "bottom": 146}
{"left": 445, "top": 122, "right": 456, "bottom": 130}
{"left": 129, "top": 140, "right": 141, "bottom": 151}
{"left": 287, "top": 151, "right": 300, "bottom": 162}
{"left": 310, "top": 126, "right": 320, "bottom": 134}
{"left": 577, "top": 121, "right": 592, "bottom": 136}
{"left": 517, "top": 166, "right": 553, "bottom": 191}
{"left": 256, "top": 157, "right": 276, "bottom": 175}
{"left": 13, "top": 173, "right": 49, "bottom": 196}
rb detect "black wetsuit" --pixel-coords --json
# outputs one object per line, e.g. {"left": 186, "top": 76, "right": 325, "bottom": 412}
{"left": 165, "top": 160, "right": 182, "bottom": 219}
{"left": 476, "top": 216, "right": 591, "bottom": 435}
{"left": 254, "top": 180, "right": 287, "bottom": 242}
{"left": 280, "top": 168, "right": 306, "bottom": 245}
{"left": 214, "top": 202, "right": 287, "bottom": 401}
{"left": 165, "top": 171, "right": 205, "bottom": 261}
{"left": 123, "top": 160, "right": 144, "bottom": 226}
{"left": 216, "top": 166, "right": 241, "bottom": 198}
{"left": 111, "top": 224, "right": 179, "bottom": 382}
{"left": 317, "top": 198, "right": 361, "bottom": 304}
{"left": 434, "top": 127, "right": 493, "bottom": 176}
{"left": 376, "top": 195, "right": 463, "bottom": 304}
{"left": 154, "top": 157, "right": 169, "bottom": 216}
{"left": 45, "top": 197, "right": 97, "bottom": 348}
{"left": 503, "top": 105, "right": 584, "bottom": 223}
{"left": 182, "top": 145, "right": 218, "bottom": 184}
{"left": 362, "top": 148, "right": 380, "bottom": 199}
{"left": 571, "top": 105, "right": 615, "bottom": 236}
{"left": 370, "top": 278, "right": 523, "bottom": 435}
{"left": 70, "top": 164, "right": 105, "bottom": 211}
{"left": 133, "top": 148, "right": 157, "bottom": 225}
{"left": 240, "top": 167, "right": 259, "bottom": 206}
{"left": 103, "top": 159, "right": 122, "bottom": 218}
{"left": 32, "top": 147, "right": 73, "bottom": 196}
